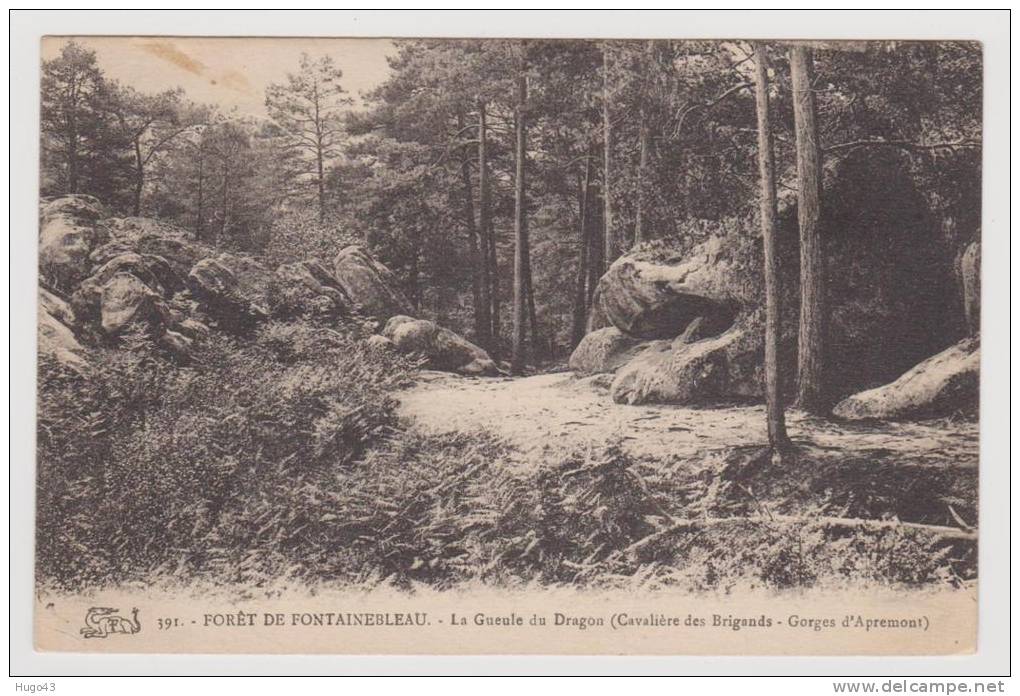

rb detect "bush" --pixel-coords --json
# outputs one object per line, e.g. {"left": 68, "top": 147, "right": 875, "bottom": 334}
{"left": 36, "top": 321, "right": 417, "bottom": 589}
{"left": 261, "top": 209, "right": 361, "bottom": 269}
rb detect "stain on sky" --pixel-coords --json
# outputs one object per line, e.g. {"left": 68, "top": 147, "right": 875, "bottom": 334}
{"left": 141, "top": 41, "right": 206, "bottom": 75}
{"left": 141, "top": 40, "right": 252, "bottom": 94}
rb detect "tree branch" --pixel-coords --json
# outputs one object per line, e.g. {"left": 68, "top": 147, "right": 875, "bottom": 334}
{"left": 672, "top": 82, "right": 752, "bottom": 137}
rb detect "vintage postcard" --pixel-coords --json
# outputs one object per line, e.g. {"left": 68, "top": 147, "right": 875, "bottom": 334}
{"left": 34, "top": 35, "right": 981, "bottom": 655}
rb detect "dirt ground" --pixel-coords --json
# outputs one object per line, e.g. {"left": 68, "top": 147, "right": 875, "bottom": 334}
{"left": 397, "top": 371, "right": 979, "bottom": 468}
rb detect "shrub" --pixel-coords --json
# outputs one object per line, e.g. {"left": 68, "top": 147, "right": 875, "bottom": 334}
{"left": 36, "top": 321, "right": 416, "bottom": 589}
{"left": 261, "top": 209, "right": 361, "bottom": 269}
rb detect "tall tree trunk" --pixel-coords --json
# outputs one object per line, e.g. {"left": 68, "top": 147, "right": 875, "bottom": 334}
{"left": 635, "top": 114, "right": 649, "bottom": 246}
{"left": 316, "top": 144, "right": 326, "bottom": 223}
{"left": 195, "top": 150, "right": 204, "bottom": 241}
{"left": 68, "top": 137, "right": 79, "bottom": 194}
{"left": 571, "top": 156, "right": 592, "bottom": 347}
{"left": 409, "top": 230, "right": 421, "bottom": 312}
{"left": 602, "top": 44, "right": 616, "bottom": 265}
{"left": 524, "top": 238, "right": 540, "bottom": 361}
{"left": 458, "top": 111, "right": 488, "bottom": 347}
{"left": 67, "top": 101, "right": 79, "bottom": 193}
{"left": 790, "top": 44, "right": 827, "bottom": 414}
{"left": 218, "top": 160, "right": 229, "bottom": 247}
{"left": 132, "top": 138, "right": 144, "bottom": 216}
{"left": 634, "top": 41, "right": 653, "bottom": 246}
{"left": 478, "top": 99, "right": 500, "bottom": 359}
{"left": 587, "top": 181, "right": 604, "bottom": 303}
{"left": 488, "top": 216, "right": 501, "bottom": 358}
{"left": 511, "top": 44, "right": 530, "bottom": 375}
{"left": 435, "top": 284, "right": 449, "bottom": 325}
{"left": 752, "top": 41, "right": 789, "bottom": 454}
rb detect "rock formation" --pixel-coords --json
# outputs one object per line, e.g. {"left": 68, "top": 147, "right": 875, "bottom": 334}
{"left": 332, "top": 245, "right": 414, "bottom": 323}
{"left": 567, "top": 327, "right": 650, "bottom": 377}
{"left": 39, "top": 195, "right": 107, "bottom": 290}
{"left": 570, "top": 152, "right": 969, "bottom": 412}
{"left": 833, "top": 337, "right": 979, "bottom": 420}
{"left": 382, "top": 315, "right": 500, "bottom": 376}
{"left": 38, "top": 196, "right": 491, "bottom": 376}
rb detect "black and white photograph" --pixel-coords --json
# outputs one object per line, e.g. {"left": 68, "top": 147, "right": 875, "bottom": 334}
{"left": 15, "top": 11, "right": 1008, "bottom": 671}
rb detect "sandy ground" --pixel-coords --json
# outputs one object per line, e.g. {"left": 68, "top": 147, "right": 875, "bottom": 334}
{"left": 397, "top": 371, "right": 978, "bottom": 465}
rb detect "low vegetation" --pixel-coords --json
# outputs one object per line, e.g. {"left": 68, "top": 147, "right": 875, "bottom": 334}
{"left": 37, "top": 325, "right": 975, "bottom": 594}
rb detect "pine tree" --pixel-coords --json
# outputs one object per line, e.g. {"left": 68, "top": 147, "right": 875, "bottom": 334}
{"left": 752, "top": 41, "right": 789, "bottom": 455}
{"left": 266, "top": 54, "right": 352, "bottom": 222}
{"left": 790, "top": 44, "right": 827, "bottom": 414}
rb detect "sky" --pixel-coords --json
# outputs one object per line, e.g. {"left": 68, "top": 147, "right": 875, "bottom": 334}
{"left": 42, "top": 36, "right": 398, "bottom": 118}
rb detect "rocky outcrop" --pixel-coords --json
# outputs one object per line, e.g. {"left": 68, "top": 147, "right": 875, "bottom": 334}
{"left": 38, "top": 288, "right": 87, "bottom": 372}
{"left": 382, "top": 315, "right": 499, "bottom": 376}
{"left": 572, "top": 151, "right": 968, "bottom": 407}
{"left": 39, "top": 287, "right": 76, "bottom": 327}
{"left": 333, "top": 245, "right": 414, "bottom": 322}
{"left": 576, "top": 233, "right": 766, "bottom": 403}
{"left": 274, "top": 260, "right": 352, "bottom": 320}
{"left": 39, "top": 195, "right": 108, "bottom": 290}
{"left": 187, "top": 254, "right": 270, "bottom": 331}
{"left": 71, "top": 252, "right": 180, "bottom": 322}
{"left": 39, "top": 204, "right": 213, "bottom": 360}
{"left": 40, "top": 195, "right": 106, "bottom": 226}
{"left": 610, "top": 322, "right": 763, "bottom": 405}
{"left": 832, "top": 338, "right": 979, "bottom": 421}
{"left": 99, "top": 272, "right": 171, "bottom": 337}
{"left": 98, "top": 217, "right": 212, "bottom": 277}
{"left": 568, "top": 327, "right": 650, "bottom": 377}
{"left": 592, "top": 235, "right": 742, "bottom": 340}
{"left": 960, "top": 241, "right": 980, "bottom": 335}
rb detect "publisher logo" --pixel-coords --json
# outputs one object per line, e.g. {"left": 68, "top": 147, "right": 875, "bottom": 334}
{"left": 80, "top": 607, "right": 141, "bottom": 638}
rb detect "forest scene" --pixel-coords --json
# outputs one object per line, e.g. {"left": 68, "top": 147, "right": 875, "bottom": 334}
{"left": 37, "top": 37, "right": 981, "bottom": 597}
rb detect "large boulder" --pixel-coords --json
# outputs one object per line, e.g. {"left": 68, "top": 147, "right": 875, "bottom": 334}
{"left": 39, "top": 286, "right": 76, "bottom": 327}
{"left": 382, "top": 315, "right": 499, "bottom": 376}
{"left": 97, "top": 217, "right": 212, "bottom": 278}
{"left": 832, "top": 337, "right": 979, "bottom": 421}
{"left": 568, "top": 327, "right": 651, "bottom": 377}
{"left": 593, "top": 235, "right": 742, "bottom": 340}
{"left": 610, "top": 322, "right": 764, "bottom": 405}
{"left": 577, "top": 231, "right": 779, "bottom": 403}
{"left": 71, "top": 252, "right": 180, "bottom": 322}
{"left": 40, "top": 195, "right": 106, "bottom": 226}
{"left": 273, "top": 260, "right": 351, "bottom": 321}
{"left": 187, "top": 254, "right": 270, "bottom": 331}
{"left": 576, "top": 150, "right": 966, "bottom": 407}
{"left": 333, "top": 246, "right": 414, "bottom": 322}
{"left": 99, "top": 272, "right": 171, "bottom": 337}
{"left": 39, "top": 195, "right": 108, "bottom": 290}
{"left": 38, "top": 288, "right": 87, "bottom": 372}
{"left": 960, "top": 241, "right": 980, "bottom": 335}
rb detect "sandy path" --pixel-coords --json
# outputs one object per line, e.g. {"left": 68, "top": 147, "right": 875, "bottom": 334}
{"left": 397, "top": 371, "right": 978, "bottom": 465}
